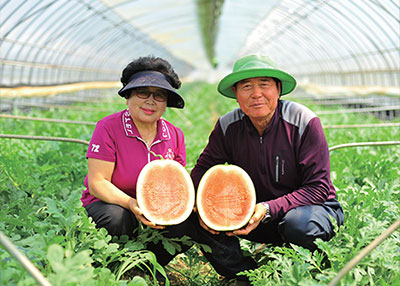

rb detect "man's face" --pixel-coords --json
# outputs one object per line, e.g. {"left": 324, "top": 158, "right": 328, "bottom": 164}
{"left": 232, "top": 77, "right": 280, "bottom": 122}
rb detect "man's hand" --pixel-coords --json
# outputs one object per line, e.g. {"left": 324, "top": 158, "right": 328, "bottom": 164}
{"left": 226, "top": 203, "right": 267, "bottom": 236}
{"left": 194, "top": 206, "right": 220, "bottom": 235}
{"left": 128, "top": 198, "right": 165, "bottom": 230}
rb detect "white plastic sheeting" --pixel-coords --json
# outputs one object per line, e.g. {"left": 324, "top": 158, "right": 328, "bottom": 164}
{"left": 0, "top": 0, "right": 399, "bottom": 87}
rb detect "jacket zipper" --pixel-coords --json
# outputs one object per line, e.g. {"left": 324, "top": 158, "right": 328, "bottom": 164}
{"left": 138, "top": 138, "right": 162, "bottom": 162}
{"left": 275, "top": 155, "right": 280, "bottom": 183}
{"left": 260, "top": 136, "right": 266, "bottom": 174}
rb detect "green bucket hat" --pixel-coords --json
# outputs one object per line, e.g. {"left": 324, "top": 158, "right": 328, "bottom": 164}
{"left": 217, "top": 54, "right": 297, "bottom": 98}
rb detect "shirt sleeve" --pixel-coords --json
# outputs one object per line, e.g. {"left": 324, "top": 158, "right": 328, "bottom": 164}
{"left": 190, "top": 120, "right": 230, "bottom": 190}
{"left": 86, "top": 120, "right": 116, "bottom": 162}
{"left": 268, "top": 117, "right": 334, "bottom": 220}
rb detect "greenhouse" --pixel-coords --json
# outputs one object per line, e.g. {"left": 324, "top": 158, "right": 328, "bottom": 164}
{"left": 1, "top": 0, "right": 399, "bottom": 285}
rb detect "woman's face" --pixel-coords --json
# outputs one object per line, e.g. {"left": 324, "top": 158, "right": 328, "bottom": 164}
{"left": 126, "top": 86, "right": 167, "bottom": 126}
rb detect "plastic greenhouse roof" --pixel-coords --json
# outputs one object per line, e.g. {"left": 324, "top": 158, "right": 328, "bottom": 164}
{"left": 0, "top": 0, "right": 399, "bottom": 88}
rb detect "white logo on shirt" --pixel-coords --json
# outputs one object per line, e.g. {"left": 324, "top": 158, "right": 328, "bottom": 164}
{"left": 123, "top": 110, "right": 134, "bottom": 135}
{"left": 165, "top": 148, "right": 175, "bottom": 160}
{"left": 91, "top": 144, "right": 100, "bottom": 153}
{"left": 160, "top": 120, "right": 170, "bottom": 139}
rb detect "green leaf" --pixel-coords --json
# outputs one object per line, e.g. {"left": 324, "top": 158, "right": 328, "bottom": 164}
{"left": 161, "top": 239, "right": 176, "bottom": 256}
{"left": 46, "top": 244, "right": 64, "bottom": 265}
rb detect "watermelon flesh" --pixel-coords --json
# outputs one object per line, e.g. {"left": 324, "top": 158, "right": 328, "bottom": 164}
{"left": 137, "top": 160, "right": 195, "bottom": 225}
{"left": 197, "top": 165, "right": 256, "bottom": 231}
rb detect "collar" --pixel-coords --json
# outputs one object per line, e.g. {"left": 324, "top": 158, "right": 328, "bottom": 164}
{"left": 122, "top": 109, "right": 171, "bottom": 141}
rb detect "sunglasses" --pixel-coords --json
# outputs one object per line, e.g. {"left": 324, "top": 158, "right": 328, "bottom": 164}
{"left": 133, "top": 88, "right": 168, "bottom": 102}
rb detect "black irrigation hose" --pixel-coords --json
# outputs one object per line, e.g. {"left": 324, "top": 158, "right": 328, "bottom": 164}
{"left": 0, "top": 114, "right": 96, "bottom": 126}
{"left": 329, "top": 141, "right": 400, "bottom": 151}
{"left": 324, "top": 122, "right": 400, "bottom": 129}
{"left": 0, "top": 230, "right": 51, "bottom": 286}
{"left": 0, "top": 134, "right": 89, "bottom": 145}
{"left": 2, "top": 102, "right": 110, "bottom": 112}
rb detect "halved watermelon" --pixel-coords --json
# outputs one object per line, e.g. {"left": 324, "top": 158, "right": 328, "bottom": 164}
{"left": 136, "top": 159, "right": 195, "bottom": 225}
{"left": 196, "top": 164, "right": 256, "bottom": 231}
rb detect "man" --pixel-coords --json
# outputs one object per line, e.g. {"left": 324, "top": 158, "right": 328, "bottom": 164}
{"left": 190, "top": 54, "right": 344, "bottom": 282}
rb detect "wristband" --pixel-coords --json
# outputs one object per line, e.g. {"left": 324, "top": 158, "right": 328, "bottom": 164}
{"left": 260, "top": 202, "right": 271, "bottom": 223}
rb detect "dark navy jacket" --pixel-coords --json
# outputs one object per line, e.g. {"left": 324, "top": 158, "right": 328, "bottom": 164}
{"left": 191, "top": 100, "right": 336, "bottom": 221}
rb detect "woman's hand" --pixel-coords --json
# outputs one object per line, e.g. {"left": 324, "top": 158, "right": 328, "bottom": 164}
{"left": 88, "top": 159, "right": 165, "bottom": 230}
{"left": 226, "top": 203, "right": 266, "bottom": 236}
{"left": 128, "top": 198, "right": 165, "bottom": 230}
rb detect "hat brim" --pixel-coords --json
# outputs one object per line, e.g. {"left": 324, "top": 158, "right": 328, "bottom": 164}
{"left": 217, "top": 69, "right": 297, "bottom": 98}
{"left": 118, "top": 71, "right": 184, "bottom": 109}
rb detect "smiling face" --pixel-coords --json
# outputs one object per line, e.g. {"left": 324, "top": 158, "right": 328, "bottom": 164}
{"left": 232, "top": 77, "right": 280, "bottom": 132}
{"left": 126, "top": 86, "right": 167, "bottom": 126}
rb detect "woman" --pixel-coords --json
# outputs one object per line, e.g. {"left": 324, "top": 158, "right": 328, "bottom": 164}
{"left": 81, "top": 56, "right": 193, "bottom": 266}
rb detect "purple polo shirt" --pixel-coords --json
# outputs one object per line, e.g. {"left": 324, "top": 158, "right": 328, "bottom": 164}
{"left": 81, "top": 109, "right": 186, "bottom": 207}
{"left": 191, "top": 100, "right": 336, "bottom": 221}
